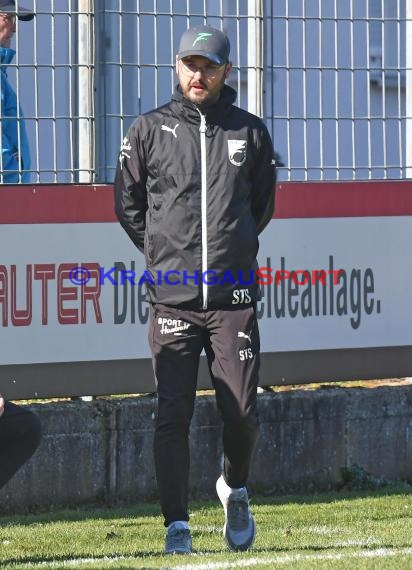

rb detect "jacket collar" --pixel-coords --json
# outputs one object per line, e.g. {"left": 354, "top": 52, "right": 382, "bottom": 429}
{"left": 171, "top": 83, "right": 237, "bottom": 124}
{"left": 0, "top": 46, "right": 16, "bottom": 68}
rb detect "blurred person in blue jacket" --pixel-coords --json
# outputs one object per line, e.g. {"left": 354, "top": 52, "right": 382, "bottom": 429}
{"left": 0, "top": 0, "right": 34, "bottom": 183}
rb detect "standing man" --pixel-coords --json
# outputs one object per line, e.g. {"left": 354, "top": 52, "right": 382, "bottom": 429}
{"left": 0, "top": 0, "right": 34, "bottom": 183}
{"left": 115, "top": 25, "right": 276, "bottom": 554}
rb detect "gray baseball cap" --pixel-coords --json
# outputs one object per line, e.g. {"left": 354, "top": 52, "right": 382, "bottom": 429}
{"left": 0, "top": 0, "right": 34, "bottom": 21}
{"left": 177, "top": 25, "right": 230, "bottom": 65}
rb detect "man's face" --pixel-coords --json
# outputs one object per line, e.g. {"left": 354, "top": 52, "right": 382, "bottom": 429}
{"left": 177, "top": 55, "right": 232, "bottom": 107}
{"left": 0, "top": 13, "right": 16, "bottom": 48}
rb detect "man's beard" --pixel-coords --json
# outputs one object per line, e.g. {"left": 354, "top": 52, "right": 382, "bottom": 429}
{"left": 183, "top": 80, "right": 224, "bottom": 108}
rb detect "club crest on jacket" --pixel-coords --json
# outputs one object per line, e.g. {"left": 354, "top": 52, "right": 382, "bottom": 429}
{"left": 228, "top": 140, "right": 247, "bottom": 166}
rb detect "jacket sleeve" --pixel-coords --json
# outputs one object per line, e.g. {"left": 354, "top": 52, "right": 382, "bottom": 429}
{"left": 1, "top": 89, "right": 21, "bottom": 183}
{"left": 1, "top": 135, "right": 21, "bottom": 183}
{"left": 114, "top": 123, "right": 148, "bottom": 253}
{"left": 251, "top": 123, "right": 277, "bottom": 234}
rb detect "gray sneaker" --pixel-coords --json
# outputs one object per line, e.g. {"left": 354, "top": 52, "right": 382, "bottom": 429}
{"left": 216, "top": 475, "right": 256, "bottom": 551}
{"left": 165, "top": 523, "right": 192, "bottom": 554}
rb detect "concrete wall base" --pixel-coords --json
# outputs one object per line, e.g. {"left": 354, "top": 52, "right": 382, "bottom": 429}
{"left": 1, "top": 385, "right": 412, "bottom": 514}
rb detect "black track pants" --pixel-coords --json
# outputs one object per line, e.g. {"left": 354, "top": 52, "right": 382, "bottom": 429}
{"left": 0, "top": 401, "right": 42, "bottom": 489}
{"left": 149, "top": 303, "right": 260, "bottom": 526}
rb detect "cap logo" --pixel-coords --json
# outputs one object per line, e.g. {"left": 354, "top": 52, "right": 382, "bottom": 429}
{"left": 192, "top": 32, "right": 213, "bottom": 46}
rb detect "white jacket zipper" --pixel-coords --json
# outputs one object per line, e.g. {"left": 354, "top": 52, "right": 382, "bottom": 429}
{"left": 198, "top": 110, "right": 208, "bottom": 309}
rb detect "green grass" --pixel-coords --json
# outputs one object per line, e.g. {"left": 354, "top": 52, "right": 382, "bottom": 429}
{"left": 1, "top": 486, "right": 412, "bottom": 569}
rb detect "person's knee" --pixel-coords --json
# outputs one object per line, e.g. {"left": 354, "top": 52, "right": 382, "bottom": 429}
{"left": 156, "top": 415, "right": 192, "bottom": 434}
{"left": 156, "top": 397, "right": 194, "bottom": 430}
{"left": 222, "top": 402, "right": 258, "bottom": 429}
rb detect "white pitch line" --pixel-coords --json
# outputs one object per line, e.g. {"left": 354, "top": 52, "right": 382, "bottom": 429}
{"left": 10, "top": 547, "right": 412, "bottom": 569}
{"left": 9, "top": 556, "right": 127, "bottom": 568}
{"left": 172, "top": 547, "right": 412, "bottom": 570}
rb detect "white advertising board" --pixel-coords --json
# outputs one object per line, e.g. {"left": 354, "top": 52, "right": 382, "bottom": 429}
{"left": 1, "top": 214, "right": 410, "bottom": 365}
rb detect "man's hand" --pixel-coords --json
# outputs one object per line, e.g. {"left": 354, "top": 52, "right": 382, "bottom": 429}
{"left": 0, "top": 394, "right": 4, "bottom": 417}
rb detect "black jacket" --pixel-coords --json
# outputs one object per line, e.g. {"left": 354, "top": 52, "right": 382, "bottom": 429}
{"left": 114, "top": 84, "right": 276, "bottom": 309}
